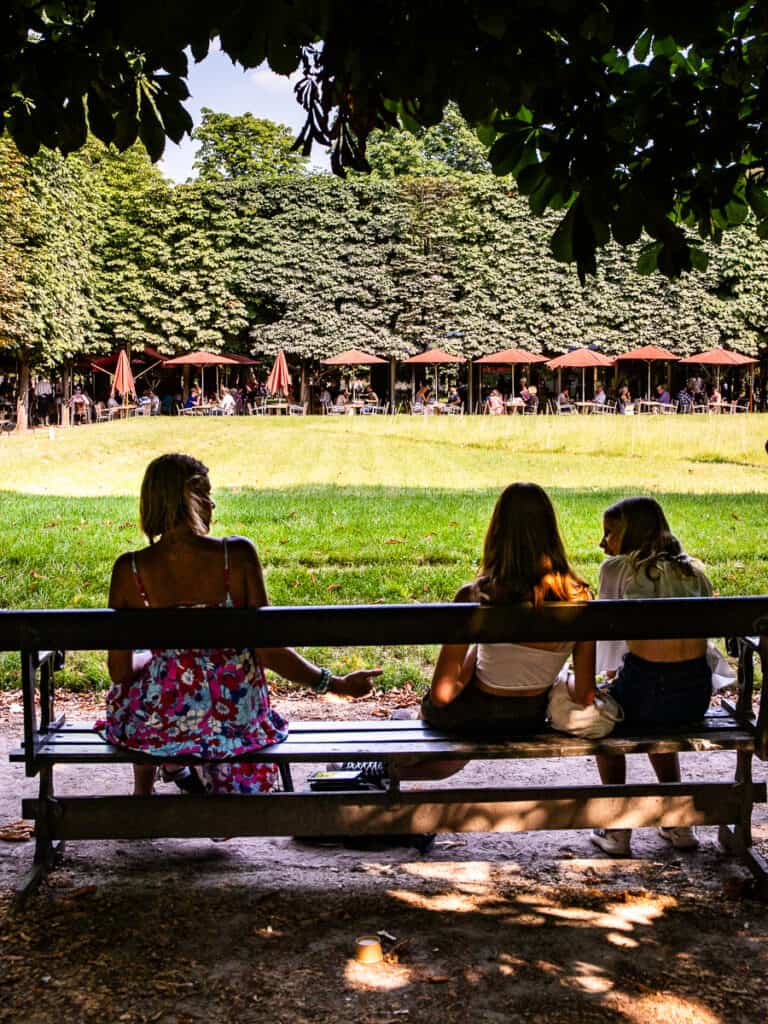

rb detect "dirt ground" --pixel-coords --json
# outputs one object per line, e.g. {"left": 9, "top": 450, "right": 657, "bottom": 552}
{"left": 1, "top": 689, "right": 767, "bottom": 1024}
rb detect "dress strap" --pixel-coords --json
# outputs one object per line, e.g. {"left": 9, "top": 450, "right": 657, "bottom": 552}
{"left": 223, "top": 538, "right": 233, "bottom": 607}
{"left": 130, "top": 552, "right": 151, "bottom": 608}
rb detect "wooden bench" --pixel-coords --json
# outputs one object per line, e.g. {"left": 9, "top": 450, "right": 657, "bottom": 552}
{"left": 4, "top": 598, "right": 768, "bottom": 905}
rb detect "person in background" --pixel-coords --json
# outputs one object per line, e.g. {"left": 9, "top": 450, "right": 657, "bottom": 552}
{"left": 218, "top": 387, "right": 236, "bottom": 415}
{"left": 593, "top": 384, "right": 607, "bottom": 406}
{"left": 487, "top": 388, "right": 505, "bottom": 415}
{"left": 617, "top": 385, "right": 632, "bottom": 413}
{"left": 591, "top": 496, "right": 713, "bottom": 857}
{"left": 363, "top": 383, "right": 379, "bottom": 406}
{"left": 557, "top": 388, "right": 573, "bottom": 413}
{"left": 184, "top": 386, "right": 201, "bottom": 410}
{"left": 676, "top": 380, "right": 695, "bottom": 413}
{"left": 105, "top": 453, "right": 380, "bottom": 797}
{"left": 446, "top": 385, "right": 462, "bottom": 409}
{"left": 656, "top": 384, "right": 671, "bottom": 405}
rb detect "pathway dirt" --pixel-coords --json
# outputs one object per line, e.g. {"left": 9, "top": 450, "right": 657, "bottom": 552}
{"left": 1, "top": 690, "right": 766, "bottom": 1024}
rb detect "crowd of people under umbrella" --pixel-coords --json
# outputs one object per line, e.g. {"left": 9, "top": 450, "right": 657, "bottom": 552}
{"left": 0, "top": 342, "right": 763, "bottom": 429}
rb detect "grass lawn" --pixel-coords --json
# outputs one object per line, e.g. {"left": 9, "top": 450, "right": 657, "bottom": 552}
{"left": 1, "top": 415, "right": 767, "bottom": 690}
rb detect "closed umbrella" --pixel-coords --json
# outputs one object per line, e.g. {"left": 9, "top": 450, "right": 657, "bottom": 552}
{"left": 547, "top": 347, "right": 615, "bottom": 402}
{"left": 616, "top": 344, "right": 679, "bottom": 400}
{"left": 111, "top": 350, "right": 136, "bottom": 413}
{"left": 403, "top": 347, "right": 466, "bottom": 402}
{"left": 475, "top": 347, "right": 548, "bottom": 398}
{"left": 265, "top": 351, "right": 292, "bottom": 398}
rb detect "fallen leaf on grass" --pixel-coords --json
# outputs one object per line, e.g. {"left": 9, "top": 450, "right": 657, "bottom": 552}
{"left": 385, "top": 538, "right": 404, "bottom": 545}
{"left": 326, "top": 583, "right": 341, "bottom": 592}
{"left": 0, "top": 820, "right": 34, "bottom": 842}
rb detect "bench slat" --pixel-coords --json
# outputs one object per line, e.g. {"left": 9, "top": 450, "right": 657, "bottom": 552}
{"left": 10, "top": 730, "right": 757, "bottom": 765}
{"left": 21, "top": 781, "right": 767, "bottom": 840}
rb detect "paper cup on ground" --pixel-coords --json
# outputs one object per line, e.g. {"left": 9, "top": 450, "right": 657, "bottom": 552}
{"left": 355, "top": 935, "right": 384, "bottom": 963}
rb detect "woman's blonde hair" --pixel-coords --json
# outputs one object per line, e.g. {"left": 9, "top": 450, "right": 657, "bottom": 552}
{"left": 140, "top": 453, "right": 211, "bottom": 542}
{"left": 476, "top": 482, "right": 589, "bottom": 606}
{"left": 603, "top": 496, "right": 694, "bottom": 579}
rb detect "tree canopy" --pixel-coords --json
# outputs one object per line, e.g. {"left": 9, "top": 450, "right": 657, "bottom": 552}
{"left": 192, "top": 109, "right": 308, "bottom": 180}
{"left": 3, "top": 3, "right": 768, "bottom": 280}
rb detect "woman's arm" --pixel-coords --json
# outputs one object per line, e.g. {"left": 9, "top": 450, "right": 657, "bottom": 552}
{"left": 430, "top": 643, "right": 473, "bottom": 706}
{"left": 107, "top": 555, "right": 151, "bottom": 685}
{"left": 239, "top": 539, "right": 380, "bottom": 698}
{"left": 567, "top": 640, "right": 596, "bottom": 706}
{"left": 429, "top": 584, "right": 476, "bottom": 707}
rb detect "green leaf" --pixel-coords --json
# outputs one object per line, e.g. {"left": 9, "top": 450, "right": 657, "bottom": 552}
{"left": 652, "top": 35, "right": 678, "bottom": 58}
{"left": 550, "top": 205, "right": 576, "bottom": 263}
{"left": 516, "top": 162, "right": 547, "bottom": 196}
{"left": 637, "top": 241, "right": 662, "bottom": 275}
{"left": 689, "top": 246, "right": 709, "bottom": 271}
{"left": 746, "top": 180, "right": 768, "bottom": 219}
{"left": 633, "top": 30, "right": 652, "bottom": 63}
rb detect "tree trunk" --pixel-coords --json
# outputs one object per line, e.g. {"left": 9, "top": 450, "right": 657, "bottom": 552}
{"left": 61, "top": 364, "right": 71, "bottom": 427}
{"left": 15, "top": 357, "right": 30, "bottom": 431}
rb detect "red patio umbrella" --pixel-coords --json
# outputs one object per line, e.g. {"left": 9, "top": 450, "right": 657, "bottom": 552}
{"left": 403, "top": 347, "right": 466, "bottom": 400}
{"left": 547, "top": 347, "right": 615, "bottom": 401}
{"left": 616, "top": 344, "right": 680, "bottom": 400}
{"left": 321, "top": 348, "right": 387, "bottom": 366}
{"left": 321, "top": 348, "right": 388, "bottom": 399}
{"left": 679, "top": 345, "right": 758, "bottom": 405}
{"left": 163, "top": 350, "right": 242, "bottom": 397}
{"left": 265, "top": 351, "right": 291, "bottom": 397}
{"left": 111, "top": 349, "right": 136, "bottom": 409}
{"left": 475, "top": 347, "right": 548, "bottom": 398}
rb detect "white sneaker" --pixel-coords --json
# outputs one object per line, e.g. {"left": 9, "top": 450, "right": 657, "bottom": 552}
{"left": 590, "top": 828, "right": 632, "bottom": 856}
{"left": 658, "top": 826, "right": 699, "bottom": 850}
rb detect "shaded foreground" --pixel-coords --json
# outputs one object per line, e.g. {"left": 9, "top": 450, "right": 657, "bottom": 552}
{"left": 2, "top": 692, "right": 767, "bottom": 1023}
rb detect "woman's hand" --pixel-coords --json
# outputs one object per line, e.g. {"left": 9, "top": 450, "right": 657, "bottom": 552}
{"left": 330, "top": 668, "right": 383, "bottom": 698}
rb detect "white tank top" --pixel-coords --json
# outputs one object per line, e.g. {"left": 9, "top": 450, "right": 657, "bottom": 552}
{"left": 475, "top": 641, "right": 574, "bottom": 695}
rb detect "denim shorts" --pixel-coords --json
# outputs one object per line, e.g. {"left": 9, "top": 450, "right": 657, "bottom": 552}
{"left": 610, "top": 652, "right": 712, "bottom": 727}
{"left": 421, "top": 683, "right": 548, "bottom": 736}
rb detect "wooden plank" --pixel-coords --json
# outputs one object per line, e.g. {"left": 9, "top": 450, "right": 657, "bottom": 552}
{"left": 21, "top": 782, "right": 766, "bottom": 840}
{"left": 2, "top": 597, "right": 768, "bottom": 651}
{"left": 12, "top": 734, "right": 756, "bottom": 767}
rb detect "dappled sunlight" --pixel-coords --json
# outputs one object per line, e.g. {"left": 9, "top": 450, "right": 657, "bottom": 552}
{"left": 344, "top": 958, "right": 414, "bottom": 992}
{"left": 1, "top": 415, "right": 767, "bottom": 496}
{"left": 617, "top": 994, "right": 722, "bottom": 1024}
{"left": 400, "top": 860, "right": 493, "bottom": 885}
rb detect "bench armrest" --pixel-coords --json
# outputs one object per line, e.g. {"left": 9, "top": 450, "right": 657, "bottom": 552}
{"left": 21, "top": 649, "right": 65, "bottom": 776}
{"left": 757, "top": 635, "right": 768, "bottom": 761}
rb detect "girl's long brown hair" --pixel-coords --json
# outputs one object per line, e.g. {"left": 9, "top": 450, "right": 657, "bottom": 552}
{"left": 476, "top": 483, "right": 589, "bottom": 606}
{"left": 603, "top": 496, "right": 695, "bottom": 579}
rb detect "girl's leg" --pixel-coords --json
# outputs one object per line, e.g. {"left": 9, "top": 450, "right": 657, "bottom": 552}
{"left": 592, "top": 754, "right": 631, "bottom": 855}
{"left": 133, "top": 764, "right": 156, "bottom": 796}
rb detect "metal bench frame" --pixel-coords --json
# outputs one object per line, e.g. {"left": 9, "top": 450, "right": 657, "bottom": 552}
{"left": 4, "top": 598, "right": 768, "bottom": 905}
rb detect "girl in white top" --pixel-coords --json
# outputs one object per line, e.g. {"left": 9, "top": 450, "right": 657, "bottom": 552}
{"left": 410, "top": 483, "right": 595, "bottom": 779}
{"left": 591, "top": 496, "right": 713, "bottom": 857}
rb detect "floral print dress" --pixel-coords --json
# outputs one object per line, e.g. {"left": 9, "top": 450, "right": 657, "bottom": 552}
{"left": 102, "top": 539, "right": 289, "bottom": 794}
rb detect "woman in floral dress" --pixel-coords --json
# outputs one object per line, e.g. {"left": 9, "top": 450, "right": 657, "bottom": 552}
{"left": 105, "top": 453, "right": 379, "bottom": 796}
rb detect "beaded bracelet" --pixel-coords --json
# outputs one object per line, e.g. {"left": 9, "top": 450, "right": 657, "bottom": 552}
{"left": 314, "top": 666, "right": 332, "bottom": 694}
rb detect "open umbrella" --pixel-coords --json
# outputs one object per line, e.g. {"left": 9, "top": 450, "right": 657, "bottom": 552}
{"left": 111, "top": 350, "right": 136, "bottom": 413}
{"left": 163, "top": 350, "right": 242, "bottom": 398}
{"left": 547, "top": 347, "right": 615, "bottom": 401}
{"left": 616, "top": 344, "right": 679, "bottom": 400}
{"left": 403, "top": 347, "right": 466, "bottom": 402}
{"left": 679, "top": 345, "right": 758, "bottom": 405}
{"left": 321, "top": 348, "right": 388, "bottom": 401}
{"left": 265, "top": 351, "right": 291, "bottom": 397}
{"left": 475, "top": 347, "right": 548, "bottom": 398}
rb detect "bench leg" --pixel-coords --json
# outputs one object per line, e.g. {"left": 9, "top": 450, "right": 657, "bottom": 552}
{"left": 14, "top": 766, "right": 63, "bottom": 909}
{"left": 279, "top": 762, "right": 294, "bottom": 792}
{"left": 718, "top": 750, "right": 768, "bottom": 900}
